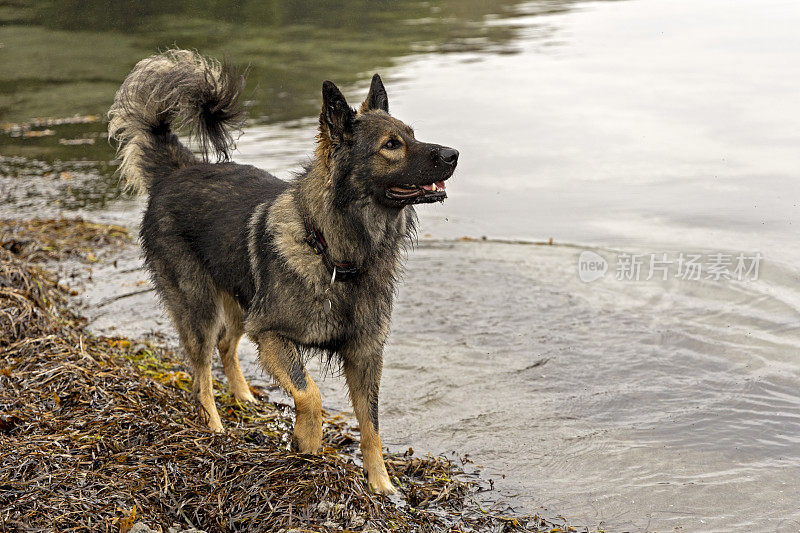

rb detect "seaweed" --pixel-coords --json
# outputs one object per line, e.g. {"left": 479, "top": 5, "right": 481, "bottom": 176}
{"left": 0, "top": 217, "right": 130, "bottom": 263}
{"left": 0, "top": 221, "right": 578, "bottom": 532}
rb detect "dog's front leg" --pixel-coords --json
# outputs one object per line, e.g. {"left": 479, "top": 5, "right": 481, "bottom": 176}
{"left": 342, "top": 339, "right": 397, "bottom": 494}
{"left": 255, "top": 333, "right": 322, "bottom": 453}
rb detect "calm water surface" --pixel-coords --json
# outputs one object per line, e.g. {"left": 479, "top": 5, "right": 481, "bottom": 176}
{"left": 2, "top": 1, "right": 800, "bottom": 531}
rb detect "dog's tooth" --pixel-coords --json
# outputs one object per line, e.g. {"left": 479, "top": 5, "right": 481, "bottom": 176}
{"left": 432, "top": 183, "right": 437, "bottom": 191}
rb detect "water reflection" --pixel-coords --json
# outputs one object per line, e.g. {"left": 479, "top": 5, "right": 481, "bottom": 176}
{"left": 0, "top": 0, "right": 572, "bottom": 207}
{"left": 2, "top": 0, "right": 530, "bottom": 125}
{"left": 0, "top": 0, "right": 600, "bottom": 210}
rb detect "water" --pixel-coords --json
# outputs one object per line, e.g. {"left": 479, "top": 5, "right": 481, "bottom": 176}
{"left": 2, "top": 1, "right": 800, "bottom": 530}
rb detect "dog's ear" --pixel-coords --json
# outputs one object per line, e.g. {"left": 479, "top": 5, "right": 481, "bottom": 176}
{"left": 359, "top": 74, "right": 389, "bottom": 114}
{"left": 320, "top": 81, "right": 355, "bottom": 145}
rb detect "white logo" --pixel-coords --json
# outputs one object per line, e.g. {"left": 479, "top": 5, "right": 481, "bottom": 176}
{"left": 578, "top": 251, "right": 608, "bottom": 282}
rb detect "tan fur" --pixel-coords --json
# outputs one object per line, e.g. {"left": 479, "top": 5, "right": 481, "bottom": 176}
{"left": 247, "top": 201, "right": 271, "bottom": 294}
{"left": 194, "top": 363, "right": 223, "bottom": 433}
{"left": 266, "top": 192, "right": 328, "bottom": 288}
{"left": 218, "top": 293, "right": 255, "bottom": 404}
{"left": 341, "top": 329, "right": 396, "bottom": 493}
{"left": 257, "top": 334, "right": 323, "bottom": 453}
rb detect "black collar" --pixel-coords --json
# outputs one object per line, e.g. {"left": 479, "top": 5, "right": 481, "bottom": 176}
{"left": 302, "top": 215, "right": 360, "bottom": 282}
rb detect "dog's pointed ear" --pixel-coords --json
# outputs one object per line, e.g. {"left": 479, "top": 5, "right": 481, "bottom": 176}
{"left": 320, "top": 80, "right": 355, "bottom": 145}
{"left": 359, "top": 74, "right": 389, "bottom": 114}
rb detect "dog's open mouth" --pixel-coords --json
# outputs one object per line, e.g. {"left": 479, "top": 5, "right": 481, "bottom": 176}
{"left": 386, "top": 180, "right": 447, "bottom": 205}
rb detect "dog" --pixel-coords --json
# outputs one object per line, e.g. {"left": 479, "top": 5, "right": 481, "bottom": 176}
{"left": 108, "top": 50, "right": 458, "bottom": 494}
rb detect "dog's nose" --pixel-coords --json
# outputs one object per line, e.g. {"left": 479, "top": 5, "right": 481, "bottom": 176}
{"left": 439, "top": 147, "right": 459, "bottom": 165}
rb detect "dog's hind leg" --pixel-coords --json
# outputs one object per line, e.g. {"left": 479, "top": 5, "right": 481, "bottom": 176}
{"left": 172, "top": 303, "right": 224, "bottom": 432}
{"left": 217, "top": 294, "right": 256, "bottom": 403}
{"left": 191, "top": 347, "right": 224, "bottom": 433}
{"left": 168, "top": 305, "right": 224, "bottom": 433}
{"left": 254, "top": 333, "right": 322, "bottom": 453}
{"left": 341, "top": 338, "right": 397, "bottom": 494}
{"left": 148, "top": 255, "right": 225, "bottom": 432}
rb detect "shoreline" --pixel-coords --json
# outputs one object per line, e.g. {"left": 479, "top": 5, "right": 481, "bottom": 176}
{"left": 0, "top": 217, "right": 581, "bottom": 532}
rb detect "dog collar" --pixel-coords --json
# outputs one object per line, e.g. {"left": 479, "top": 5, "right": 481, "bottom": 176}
{"left": 302, "top": 215, "right": 360, "bottom": 282}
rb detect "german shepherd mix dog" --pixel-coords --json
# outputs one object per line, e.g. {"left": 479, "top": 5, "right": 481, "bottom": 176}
{"left": 108, "top": 50, "right": 458, "bottom": 493}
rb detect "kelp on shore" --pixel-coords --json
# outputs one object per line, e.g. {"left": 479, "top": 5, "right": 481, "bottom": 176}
{"left": 1, "top": 217, "right": 130, "bottom": 263}
{"left": 0, "top": 218, "right": 578, "bottom": 532}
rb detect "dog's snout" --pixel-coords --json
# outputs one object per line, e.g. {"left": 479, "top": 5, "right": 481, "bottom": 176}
{"left": 439, "top": 147, "right": 459, "bottom": 165}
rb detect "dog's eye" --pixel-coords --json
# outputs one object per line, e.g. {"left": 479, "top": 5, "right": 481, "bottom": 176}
{"left": 383, "top": 139, "right": 401, "bottom": 150}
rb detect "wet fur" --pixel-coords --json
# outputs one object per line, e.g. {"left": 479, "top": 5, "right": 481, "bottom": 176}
{"left": 108, "top": 50, "right": 457, "bottom": 494}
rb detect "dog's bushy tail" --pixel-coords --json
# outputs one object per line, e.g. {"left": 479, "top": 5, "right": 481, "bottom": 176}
{"left": 108, "top": 49, "right": 247, "bottom": 194}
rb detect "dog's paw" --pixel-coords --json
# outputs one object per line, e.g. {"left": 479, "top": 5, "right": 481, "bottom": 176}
{"left": 369, "top": 475, "right": 398, "bottom": 495}
{"left": 207, "top": 418, "right": 225, "bottom": 433}
{"left": 197, "top": 401, "right": 224, "bottom": 433}
{"left": 291, "top": 434, "right": 322, "bottom": 454}
{"left": 233, "top": 388, "right": 257, "bottom": 404}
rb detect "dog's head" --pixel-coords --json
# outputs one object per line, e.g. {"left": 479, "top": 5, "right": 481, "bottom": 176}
{"left": 316, "top": 75, "right": 458, "bottom": 209}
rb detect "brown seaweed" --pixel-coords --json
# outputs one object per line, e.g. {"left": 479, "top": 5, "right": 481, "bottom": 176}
{"left": 0, "top": 220, "right": 580, "bottom": 532}
{"left": 0, "top": 217, "right": 130, "bottom": 263}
